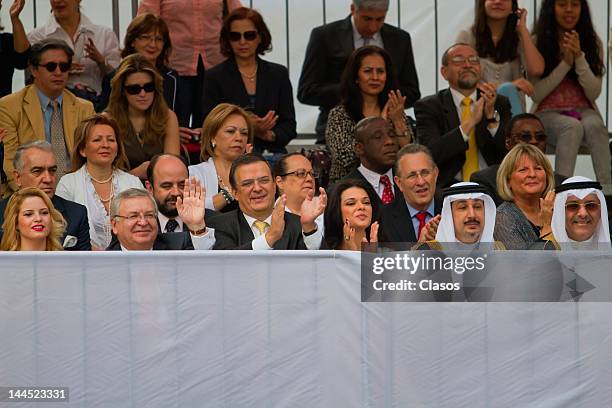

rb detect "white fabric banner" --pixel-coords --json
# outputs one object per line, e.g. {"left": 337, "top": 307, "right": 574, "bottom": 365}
{"left": 1, "top": 251, "right": 611, "bottom": 407}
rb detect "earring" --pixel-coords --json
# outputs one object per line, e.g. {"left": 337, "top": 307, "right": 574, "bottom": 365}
{"left": 212, "top": 140, "right": 216, "bottom": 148}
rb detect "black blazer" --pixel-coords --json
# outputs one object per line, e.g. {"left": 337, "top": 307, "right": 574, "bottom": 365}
{"left": 297, "top": 16, "right": 420, "bottom": 111}
{"left": 379, "top": 192, "right": 443, "bottom": 244}
{"left": 106, "top": 231, "right": 194, "bottom": 250}
{"left": 207, "top": 209, "right": 308, "bottom": 250}
{"left": 414, "top": 88, "right": 511, "bottom": 188}
{"left": 471, "top": 164, "right": 567, "bottom": 206}
{"left": 0, "top": 194, "right": 91, "bottom": 250}
{"left": 203, "top": 57, "right": 297, "bottom": 153}
{"left": 337, "top": 167, "right": 401, "bottom": 203}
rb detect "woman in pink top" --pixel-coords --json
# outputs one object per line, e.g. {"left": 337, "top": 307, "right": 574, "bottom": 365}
{"left": 137, "top": 0, "right": 242, "bottom": 132}
{"left": 532, "top": 0, "right": 610, "bottom": 184}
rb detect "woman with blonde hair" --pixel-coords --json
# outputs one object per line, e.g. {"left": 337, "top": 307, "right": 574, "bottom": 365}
{"left": 56, "top": 113, "right": 142, "bottom": 250}
{"left": 106, "top": 54, "right": 179, "bottom": 179}
{"left": 494, "top": 143, "right": 556, "bottom": 249}
{"left": 1, "top": 187, "right": 66, "bottom": 251}
{"left": 188, "top": 103, "right": 253, "bottom": 212}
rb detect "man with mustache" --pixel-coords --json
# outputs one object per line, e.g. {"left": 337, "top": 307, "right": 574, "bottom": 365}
{"left": 551, "top": 176, "right": 611, "bottom": 249}
{"left": 339, "top": 116, "right": 400, "bottom": 204}
{"left": 415, "top": 43, "right": 511, "bottom": 188}
{"left": 208, "top": 153, "right": 325, "bottom": 250}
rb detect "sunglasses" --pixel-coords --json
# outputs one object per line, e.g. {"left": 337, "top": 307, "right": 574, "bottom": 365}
{"left": 124, "top": 82, "right": 155, "bottom": 95}
{"left": 512, "top": 131, "right": 547, "bottom": 143}
{"left": 565, "top": 201, "right": 601, "bottom": 213}
{"left": 229, "top": 30, "right": 258, "bottom": 42}
{"left": 37, "top": 62, "right": 71, "bottom": 73}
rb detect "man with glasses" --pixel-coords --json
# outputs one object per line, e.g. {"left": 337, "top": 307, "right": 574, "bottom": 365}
{"left": 379, "top": 144, "right": 442, "bottom": 244}
{"left": 415, "top": 43, "right": 511, "bottom": 188}
{"left": 339, "top": 116, "right": 400, "bottom": 204}
{"left": 551, "top": 176, "right": 611, "bottom": 249}
{"left": 0, "top": 38, "right": 95, "bottom": 192}
{"left": 471, "top": 113, "right": 566, "bottom": 205}
{"left": 108, "top": 186, "right": 215, "bottom": 251}
{"left": 208, "top": 153, "right": 325, "bottom": 250}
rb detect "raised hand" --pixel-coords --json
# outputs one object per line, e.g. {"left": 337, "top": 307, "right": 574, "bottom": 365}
{"left": 176, "top": 177, "right": 206, "bottom": 232}
{"left": 84, "top": 38, "right": 104, "bottom": 65}
{"left": 9, "top": 0, "right": 25, "bottom": 19}
{"left": 539, "top": 190, "right": 555, "bottom": 237}
{"left": 418, "top": 214, "right": 441, "bottom": 243}
{"left": 382, "top": 90, "right": 406, "bottom": 123}
{"left": 512, "top": 78, "right": 534, "bottom": 97}
{"left": 300, "top": 187, "right": 327, "bottom": 231}
{"left": 516, "top": 8, "right": 528, "bottom": 32}
{"left": 477, "top": 82, "right": 497, "bottom": 119}
{"left": 265, "top": 194, "right": 286, "bottom": 246}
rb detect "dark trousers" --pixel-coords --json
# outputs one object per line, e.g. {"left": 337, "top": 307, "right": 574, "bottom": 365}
{"left": 176, "top": 56, "right": 206, "bottom": 128}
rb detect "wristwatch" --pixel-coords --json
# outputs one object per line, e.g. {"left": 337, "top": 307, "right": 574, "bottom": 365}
{"left": 189, "top": 226, "right": 207, "bottom": 236}
{"left": 486, "top": 110, "right": 500, "bottom": 124}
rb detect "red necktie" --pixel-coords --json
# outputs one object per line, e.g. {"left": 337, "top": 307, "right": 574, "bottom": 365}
{"left": 415, "top": 211, "right": 428, "bottom": 240}
{"left": 380, "top": 175, "right": 394, "bottom": 204}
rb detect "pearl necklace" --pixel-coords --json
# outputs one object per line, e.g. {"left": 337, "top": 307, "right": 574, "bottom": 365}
{"left": 89, "top": 173, "right": 113, "bottom": 184}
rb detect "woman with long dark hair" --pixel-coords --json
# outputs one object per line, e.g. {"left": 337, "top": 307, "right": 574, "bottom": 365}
{"left": 457, "top": 0, "right": 544, "bottom": 115}
{"left": 532, "top": 0, "right": 610, "bottom": 184}
{"left": 326, "top": 46, "right": 412, "bottom": 184}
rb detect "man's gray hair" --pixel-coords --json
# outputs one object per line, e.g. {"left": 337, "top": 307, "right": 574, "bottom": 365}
{"left": 110, "top": 188, "right": 158, "bottom": 219}
{"left": 13, "top": 140, "right": 54, "bottom": 172}
{"left": 353, "top": 0, "right": 389, "bottom": 11}
{"left": 393, "top": 143, "right": 437, "bottom": 176}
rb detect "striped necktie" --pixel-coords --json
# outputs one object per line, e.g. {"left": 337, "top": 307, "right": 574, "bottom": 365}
{"left": 50, "top": 99, "right": 69, "bottom": 178}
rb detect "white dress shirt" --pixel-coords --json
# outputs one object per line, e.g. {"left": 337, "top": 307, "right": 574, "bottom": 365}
{"left": 157, "top": 213, "right": 216, "bottom": 250}
{"left": 242, "top": 212, "right": 322, "bottom": 250}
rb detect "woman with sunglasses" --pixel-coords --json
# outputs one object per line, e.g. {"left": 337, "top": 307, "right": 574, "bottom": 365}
{"left": 531, "top": 0, "right": 610, "bottom": 184}
{"left": 456, "top": 0, "right": 544, "bottom": 116}
{"left": 106, "top": 54, "right": 179, "bottom": 180}
{"left": 202, "top": 7, "right": 296, "bottom": 159}
{"left": 97, "top": 13, "right": 176, "bottom": 113}
{"left": 274, "top": 152, "right": 326, "bottom": 233}
{"left": 326, "top": 46, "right": 412, "bottom": 184}
{"left": 11, "top": 0, "right": 121, "bottom": 103}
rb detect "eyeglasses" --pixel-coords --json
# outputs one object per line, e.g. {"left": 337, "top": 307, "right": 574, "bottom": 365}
{"left": 136, "top": 34, "right": 164, "bottom": 44}
{"left": 239, "top": 176, "right": 272, "bottom": 188}
{"left": 124, "top": 82, "right": 156, "bottom": 95}
{"left": 512, "top": 131, "right": 547, "bottom": 143}
{"left": 114, "top": 212, "right": 157, "bottom": 222}
{"left": 229, "top": 30, "right": 258, "bottom": 42}
{"left": 448, "top": 56, "right": 480, "bottom": 66}
{"left": 565, "top": 201, "right": 601, "bottom": 213}
{"left": 37, "top": 62, "right": 71, "bottom": 73}
{"left": 281, "top": 169, "right": 318, "bottom": 179}
{"left": 400, "top": 168, "right": 434, "bottom": 182}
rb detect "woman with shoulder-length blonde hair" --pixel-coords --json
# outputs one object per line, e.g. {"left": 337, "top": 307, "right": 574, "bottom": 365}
{"left": 494, "top": 143, "right": 556, "bottom": 249}
{"left": 188, "top": 103, "right": 253, "bottom": 212}
{"left": 106, "top": 54, "right": 180, "bottom": 179}
{"left": 1, "top": 187, "right": 66, "bottom": 251}
{"left": 56, "top": 113, "right": 142, "bottom": 250}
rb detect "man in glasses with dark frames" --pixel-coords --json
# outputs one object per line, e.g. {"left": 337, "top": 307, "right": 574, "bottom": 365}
{"left": 208, "top": 153, "right": 325, "bottom": 250}
{"left": 0, "top": 38, "right": 94, "bottom": 193}
{"left": 338, "top": 116, "right": 400, "bottom": 204}
{"left": 551, "top": 176, "right": 611, "bottom": 249}
{"left": 415, "top": 42, "right": 511, "bottom": 188}
{"left": 470, "top": 113, "right": 566, "bottom": 205}
{"left": 297, "top": 0, "right": 420, "bottom": 144}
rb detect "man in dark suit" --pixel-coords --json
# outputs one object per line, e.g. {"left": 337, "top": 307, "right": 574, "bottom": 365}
{"left": 207, "top": 153, "right": 325, "bottom": 250}
{"left": 0, "top": 141, "right": 91, "bottom": 250}
{"left": 339, "top": 116, "right": 400, "bottom": 203}
{"left": 470, "top": 113, "right": 566, "bottom": 205}
{"left": 415, "top": 43, "right": 512, "bottom": 188}
{"left": 380, "top": 144, "right": 442, "bottom": 244}
{"left": 297, "top": 0, "right": 420, "bottom": 142}
{"left": 107, "top": 186, "right": 214, "bottom": 251}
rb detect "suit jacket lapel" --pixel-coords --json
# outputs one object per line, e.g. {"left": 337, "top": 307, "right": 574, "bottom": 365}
{"left": 394, "top": 199, "right": 417, "bottom": 243}
{"left": 23, "top": 87, "right": 46, "bottom": 140}
{"left": 62, "top": 90, "right": 76, "bottom": 153}
{"left": 237, "top": 210, "right": 255, "bottom": 246}
{"left": 340, "top": 16, "right": 355, "bottom": 53}
{"left": 441, "top": 89, "right": 460, "bottom": 132}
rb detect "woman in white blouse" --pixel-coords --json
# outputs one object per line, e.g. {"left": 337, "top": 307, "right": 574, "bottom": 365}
{"left": 188, "top": 103, "right": 253, "bottom": 212}
{"left": 56, "top": 113, "right": 142, "bottom": 249}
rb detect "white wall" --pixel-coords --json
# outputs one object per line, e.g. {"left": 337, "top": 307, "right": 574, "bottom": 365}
{"left": 2, "top": 0, "right": 610, "bottom": 133}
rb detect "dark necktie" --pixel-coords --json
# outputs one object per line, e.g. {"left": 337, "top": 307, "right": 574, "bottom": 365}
{"left": 165, "top": 219, "right": 179, "bottom": 233}
{"left": 380, "top": 175, "right": 394, "bottom": 204}
{"left": 415, "top": 211, "right": 428, "bottom": 240}
{"left": 50, "top": 99, "right": 69, "bottom": 177}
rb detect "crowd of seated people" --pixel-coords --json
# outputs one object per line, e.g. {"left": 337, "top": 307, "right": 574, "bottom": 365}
{"left": 0, "top": 0, "right": 610, "bottom": 252}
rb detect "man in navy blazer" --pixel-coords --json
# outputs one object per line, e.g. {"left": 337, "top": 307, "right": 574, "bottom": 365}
{"left": 297, "top": 0, "right": 420, "bottom": 141}
{"left": 0, "top": 141, "right": 91, "bottom": 250}
{"left": 207, "top": 153, "right": 326, "bottom": 250}
{"left": 380, "top": 144, "right": 443, "bottom": 244}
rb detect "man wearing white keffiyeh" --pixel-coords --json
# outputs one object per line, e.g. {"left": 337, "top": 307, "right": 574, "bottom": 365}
{"left": 551, "top": 176, "right": 611, "bottom": 249}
